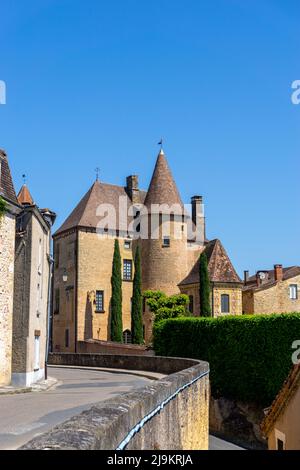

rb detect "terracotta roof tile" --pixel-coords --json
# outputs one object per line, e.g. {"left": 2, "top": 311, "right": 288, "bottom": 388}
{"left": 144, "top": 150, "right": 183, "bottom": 210}
{"left": 243, "top": 266, "right": 300, "bottom": 292}
{"left": 0, "top": 149, "right": 18, "bottom": 204}
{"left": 17, "top": 184, "right": 34, "bottom": 205}
{"left": 179, "top": 239, "right": 242, "bottom": 286}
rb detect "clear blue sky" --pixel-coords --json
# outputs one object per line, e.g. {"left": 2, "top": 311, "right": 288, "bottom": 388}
{"left": 1, "top": 0, "right": 299, "bottom": 276}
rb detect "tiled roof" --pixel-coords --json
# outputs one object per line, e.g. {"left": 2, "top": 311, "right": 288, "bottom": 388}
{"left": 0, "top": 149, "right": 18, "bottom": 204}
{"left": 243, "top": 266, "right": 300, "bottom": 292}
{"left": 54, "top": 180, "right": 147, "bottom": 236}
{"left": 179, "top": 239, "right": 242, "bottom": 286}
{"left": 261, "top": 364, "right": 300, "bottom": 437}
{"left": 17, "top": 184, "right": 34, "bottom": 205}
{"left": 144, "top": 150, "right": 183, "bottom": 210}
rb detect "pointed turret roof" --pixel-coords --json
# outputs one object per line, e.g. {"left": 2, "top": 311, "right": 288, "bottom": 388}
{"left": 144, "top": 149, "right": 183, "bottom": 209}
{"left": 17, "top": 184, "right": 34, "bottom": 205}
{"left": 179, "top": 239, "right": 242, "bottom": 285}
{"left": 0, "top": 149, "right": 18, "bottom": 204}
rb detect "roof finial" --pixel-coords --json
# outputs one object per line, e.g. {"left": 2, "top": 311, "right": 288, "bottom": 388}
{"left": 95, "top": 167, "right": 100, "bottom": 181}
{"left": 158, "top": 138, "right": 164, "bottom": 154}
{"left": 22, "top": 173, "right": 26, "bottom": 185}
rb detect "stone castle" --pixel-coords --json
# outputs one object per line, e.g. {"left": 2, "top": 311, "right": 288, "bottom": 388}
{"left": 52, "top": 149, "right": 243, "bottom": 351}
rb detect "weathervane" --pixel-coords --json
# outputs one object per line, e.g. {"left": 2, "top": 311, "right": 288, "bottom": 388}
{"left": 158, "top": 138, "right": 163, "bottom": 150}
{"left": 22, "top": 174, "right": 26, "bottom": 184}
{"left": 95, "top": 167, "right": 100, "bottom": 181}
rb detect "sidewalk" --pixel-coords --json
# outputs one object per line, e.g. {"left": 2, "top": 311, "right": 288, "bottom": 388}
{"left": 0, "top": 377, "right": 58, "bottom": 396}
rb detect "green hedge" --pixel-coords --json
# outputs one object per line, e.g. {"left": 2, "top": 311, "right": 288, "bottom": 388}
{"left": 153, "top": 313, "right": 300, "bottom": 406}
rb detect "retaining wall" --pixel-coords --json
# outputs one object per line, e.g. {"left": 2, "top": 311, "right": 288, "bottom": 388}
{"left": 22, "top": 353, "right": 209, "bottom": 450}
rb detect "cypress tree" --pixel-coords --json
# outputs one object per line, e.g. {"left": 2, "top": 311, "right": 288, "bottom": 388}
{"left": 110, "top": 239, "right": 123, "bottom": 342}
{"left": 199, "top": 252, "right": 212, "bottom": 316}
{"left": 131, "top": 246, "right": 143, "bottom": 344}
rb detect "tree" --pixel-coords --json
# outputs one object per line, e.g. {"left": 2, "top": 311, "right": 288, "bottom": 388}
{"left": 131, "top": 246, "right": 143, "bottom": 344}
{"left": 199, "top": 252, "right": 212, "bottom": 316}
{"left": 110, "top": 239, "right": 123, "bottom": 342}
{"left": 143, "top": 290, "right": 190, "bottom": 324}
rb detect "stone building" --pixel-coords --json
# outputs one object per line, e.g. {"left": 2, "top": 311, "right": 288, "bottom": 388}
{"left": 0, "top": 149, "right": 20, "bottom": 386}
{"left": 261, "top": 364, "right": 300, "bottom": 450}
{"left": 12, "top": 184, "right": 56, "bottom": 386}
{"left": 243, "top": 265, "right": 300, "bottom": 314}
{"left": 52, "top": 148, "right": 242, "bottom": 351}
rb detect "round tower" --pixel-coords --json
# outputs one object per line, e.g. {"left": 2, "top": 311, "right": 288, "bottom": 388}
{"left": 140, "top": 149, "right": 188, "bottom": 296}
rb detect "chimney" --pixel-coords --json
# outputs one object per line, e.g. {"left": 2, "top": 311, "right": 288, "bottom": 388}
{"left": 126, "top": 175, "right": 139, "bottom": 204}
{"left": 274, "top": 264, "right": 283, "bottom": 282}
{"left": 256, "top": 272, "right": 261, "bottom": 286}
{"left": 244, "top": 270, "right": 249, "bottom": 284}
{"left": 191, "top": 195, "right": 205, "bottom": 245}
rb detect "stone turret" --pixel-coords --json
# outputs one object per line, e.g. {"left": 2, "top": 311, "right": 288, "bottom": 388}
{"left": 140, "top": 149, "right": 188, "bottom": 296}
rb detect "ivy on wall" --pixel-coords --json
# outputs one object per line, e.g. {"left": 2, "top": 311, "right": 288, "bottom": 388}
{"left": 0, "top": 196, "right": 7, "bottom": 219}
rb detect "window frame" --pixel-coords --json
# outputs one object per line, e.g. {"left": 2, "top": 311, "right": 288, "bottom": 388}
{"left": 289, "top": 284, "right": 298, "bottom": 300}
{"left": 123, "top": 259, "right": 133, "bottom": 281}
{"left": 221, "top": 294, "right": 230, "bottom": 314}
{"left": 95, "top": 290, "right": 104, "bottom": 313}
{"left": 162, "top": 236, "right": 170, "bottom": 248}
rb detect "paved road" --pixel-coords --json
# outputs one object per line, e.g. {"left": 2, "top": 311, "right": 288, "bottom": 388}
{"left": 0, "top": 366, "right": 151, "bottom": 450}
{"left": 209, "top": 435, "right": 245, "bottom": 450}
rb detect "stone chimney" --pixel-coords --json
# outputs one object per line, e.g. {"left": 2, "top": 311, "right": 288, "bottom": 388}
{"left": 274, "top": 264, "right": 283, "bottom": 282}
{"left": 126, "top": 175, "right": 139, "bottom": 204}
{"left": 244, "top": 270, "right": 249, "bottom": 284}
{"left": 191, "top": 196, "right": 205, "bottom": 245}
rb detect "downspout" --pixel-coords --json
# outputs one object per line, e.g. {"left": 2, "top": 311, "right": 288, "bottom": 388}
{"left": 45, "top": 239, "right": 53, "bottom": 380}
{"left": 211, "top": 281, "right": 214, "bottom": 317}
{"left": 74, "top": 229, "right": 79, "bottom": 353}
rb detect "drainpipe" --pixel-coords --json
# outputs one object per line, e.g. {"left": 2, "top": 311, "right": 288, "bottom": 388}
{"left": 211, "top": 281, "right": 214, "bottom": 317}
{"left": 45, "top": 248, "right": 54, "bottom": 380}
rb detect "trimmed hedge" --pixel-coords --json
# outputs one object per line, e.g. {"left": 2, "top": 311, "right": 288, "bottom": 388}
{"left": 153, "top": 313, "right": 300, "bottom": 406}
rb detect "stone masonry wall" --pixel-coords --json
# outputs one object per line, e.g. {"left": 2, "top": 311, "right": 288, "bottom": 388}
{"left": 23, "top": 353, "right": 209, "bottom": 450}
{"left": 0, "top": 212, "right": 16, "bottom": 385}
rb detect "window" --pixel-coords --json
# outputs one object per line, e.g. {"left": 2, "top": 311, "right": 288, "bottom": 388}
{"left": 221, "top": 294, "right": 230, "bottom": 313}
{"left": 65, "top": 329, "right": 69, "bottom": 348}
{"left": 289, "top": 284, "right": 298, "bottom": 300}
{"left": 162, "top": 236, "right": 170, "bottom": 247}
{"left": 143, "top": 325, "right": 145, "bottom": 340}
{"left": 55, "top": 243, "right": 60, "bottom": 268}
{"left": 54, "top": 288, "right": 60, "bottom": 314}
{"left": 95, "top": 290, "right": 104, "bottom": 312}
{"left": 143, "top": 296, "right": 146, "bottom": 313}
{"left": 124, "top": 240, "right": 131, "bottom": 249}
{"left": 189, "top": 295, "right": 194, "bottom": 314}
{"left": 277, "top": 439, "right": 284, "bottom": 451}
{"left": 123, "top": 259, "right": 132, "bottom": 280}
{"left": 34, "top": 334, "right": 40, "bottom": 371}
{"left": 123, "top": 329, "right": 132, "bottom": 344}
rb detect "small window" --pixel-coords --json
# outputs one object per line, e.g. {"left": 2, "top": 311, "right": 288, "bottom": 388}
{"left": 54, "top": 288, "right": 60, "bottom": 314}
{"left": 95, "top": 290, "right": 104, "bottom": 312}
{"left": 221, "top": 294, "right": 230, "bottom": 313}
{"left": 123, "top": 259, "right": 132, "bottom": 280}
{"left": 189, "top": 295, "right": 194, "bottom": 314}
{"left": 65, "top": 329, "right": 69, "bottom": 348}
{"left": 162, "top": 236, "right": 170, "bottom": 247}
{"left": 124, "top": 240, "right": 131, "bottom": 249}
{"left": 289, "top": 284, "right": 298, "bottom": 300}
{"left": 55, "top": 243, "right": 60, "bottom": 268}
{"left": 143, "top": 325, "right": 145, "bottom": 339}
{"left": 123, "top": 329, "right": 132, "bottom": 344}
{"left": 277, "top": 439, "right": 284, "bottom": 451}
{"left": 143, "top": 296, "right": 146, "bottom": 313}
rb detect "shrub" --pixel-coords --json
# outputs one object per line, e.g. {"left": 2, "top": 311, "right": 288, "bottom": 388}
{"left": 143, "top": 290, "right": 190, "bottom": 323}
{"left": 153, "top": 313, "right": 300, "bottom": 406}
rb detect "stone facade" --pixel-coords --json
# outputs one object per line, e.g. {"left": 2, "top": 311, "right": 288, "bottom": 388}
{"left": 12, "top": 206, "right": 54, "bottom": 386}
{"left": 243, "top": 272, "right": 300, "bottom": 315}
{"left": 52, "top": 149, "right": 242, "bottom": 349}
{"left": 0, "top": 210, "right": 16, "bottom": 385}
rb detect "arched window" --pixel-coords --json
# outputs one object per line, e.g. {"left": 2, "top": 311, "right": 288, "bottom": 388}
{"left": 123, "top": 329, "right": 132, "bottom": 344}
{"left": 221, "top": 294, "right": 230, "bottom": 313}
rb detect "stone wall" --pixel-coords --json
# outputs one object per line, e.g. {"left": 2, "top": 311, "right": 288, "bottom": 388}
{"left": 243, "top": 275, "right": 300, "bottom": 314}
{"left": 77, "top": 339, "right": 153, "bottom": 356}
{"left": 23, "top": 353, "right": 210, "bottom": 450}
{"left": 0, "top": 211, "right": 16, "bottom": 386}
{"left": 212, "top": 284, "right": 242, "bottom": 316}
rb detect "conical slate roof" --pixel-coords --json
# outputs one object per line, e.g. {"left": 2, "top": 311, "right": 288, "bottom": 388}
{"left": 179, "top": 239, "right": 242, "bottom": 285}
{"left": 0, "top": 149, "right": 18, "bottom": 204}
{"left": 17, "top": 184, "right": 34, "bottom": 205}
{"left": 144, "top": 149, "right": 183, "bottom": 209}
